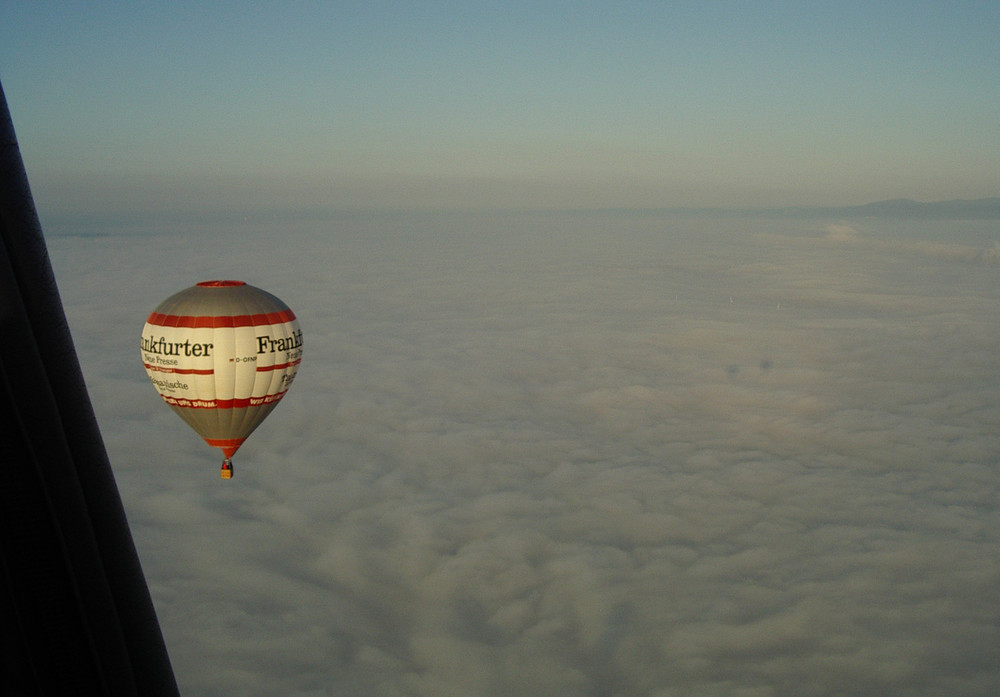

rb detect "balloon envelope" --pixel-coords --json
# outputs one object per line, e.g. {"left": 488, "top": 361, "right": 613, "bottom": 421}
{"left": 141, "top": 280, "right": 302, "bottom": 462}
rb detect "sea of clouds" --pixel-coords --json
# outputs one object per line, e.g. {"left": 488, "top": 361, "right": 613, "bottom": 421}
{"left": 47, "top": 211, "right": 1000, "bottom": 696}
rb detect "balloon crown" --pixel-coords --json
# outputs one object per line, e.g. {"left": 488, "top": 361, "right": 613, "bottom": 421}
{"left": 197, "top": 280, "right": 246, "bottom": 287}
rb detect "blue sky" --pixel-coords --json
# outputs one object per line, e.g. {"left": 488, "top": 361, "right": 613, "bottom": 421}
{"left": 2, "top": 1, "right": 998, "bottom": 216}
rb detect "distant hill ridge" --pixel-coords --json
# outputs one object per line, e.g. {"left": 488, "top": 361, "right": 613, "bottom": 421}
{"left": 777, "top": 197, "right": 1000, "bottom": 220}
{"left": 582, "top": 198, "right": 999, "bottom": 220}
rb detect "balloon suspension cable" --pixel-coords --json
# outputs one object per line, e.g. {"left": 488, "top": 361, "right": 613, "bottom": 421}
{"left": 220, "top": 458, "right": 234, "bottom": 480}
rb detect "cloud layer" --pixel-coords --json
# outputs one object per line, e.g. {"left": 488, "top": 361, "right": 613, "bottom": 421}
{"left": 49, "top": 212, "right": 1000, "bottom": 696}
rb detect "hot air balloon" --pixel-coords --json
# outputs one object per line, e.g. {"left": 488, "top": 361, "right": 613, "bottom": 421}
{"left": 140, "top": 280, "right": 302, "bottom": 479}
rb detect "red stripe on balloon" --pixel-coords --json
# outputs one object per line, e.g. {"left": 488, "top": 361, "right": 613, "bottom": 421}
{"left": 197, "top": 280, "right": 246, "bottom": 287}
{"left": 145, "top": 309, "right": 296, "bottom": 328}
{"left": 160, "top": 391, "right": 288, "bottom": 409}
{"left": 143, "top": 363, "right": 215, "bottom": 375}
{"left": 204, "top": 437, "right": 245, "bottom": 447}
{"left": 256, "top": 358, "right": 302, "bottom": 372}
{"left": 204, "top": 437, "right": 245, "bottom": 459}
